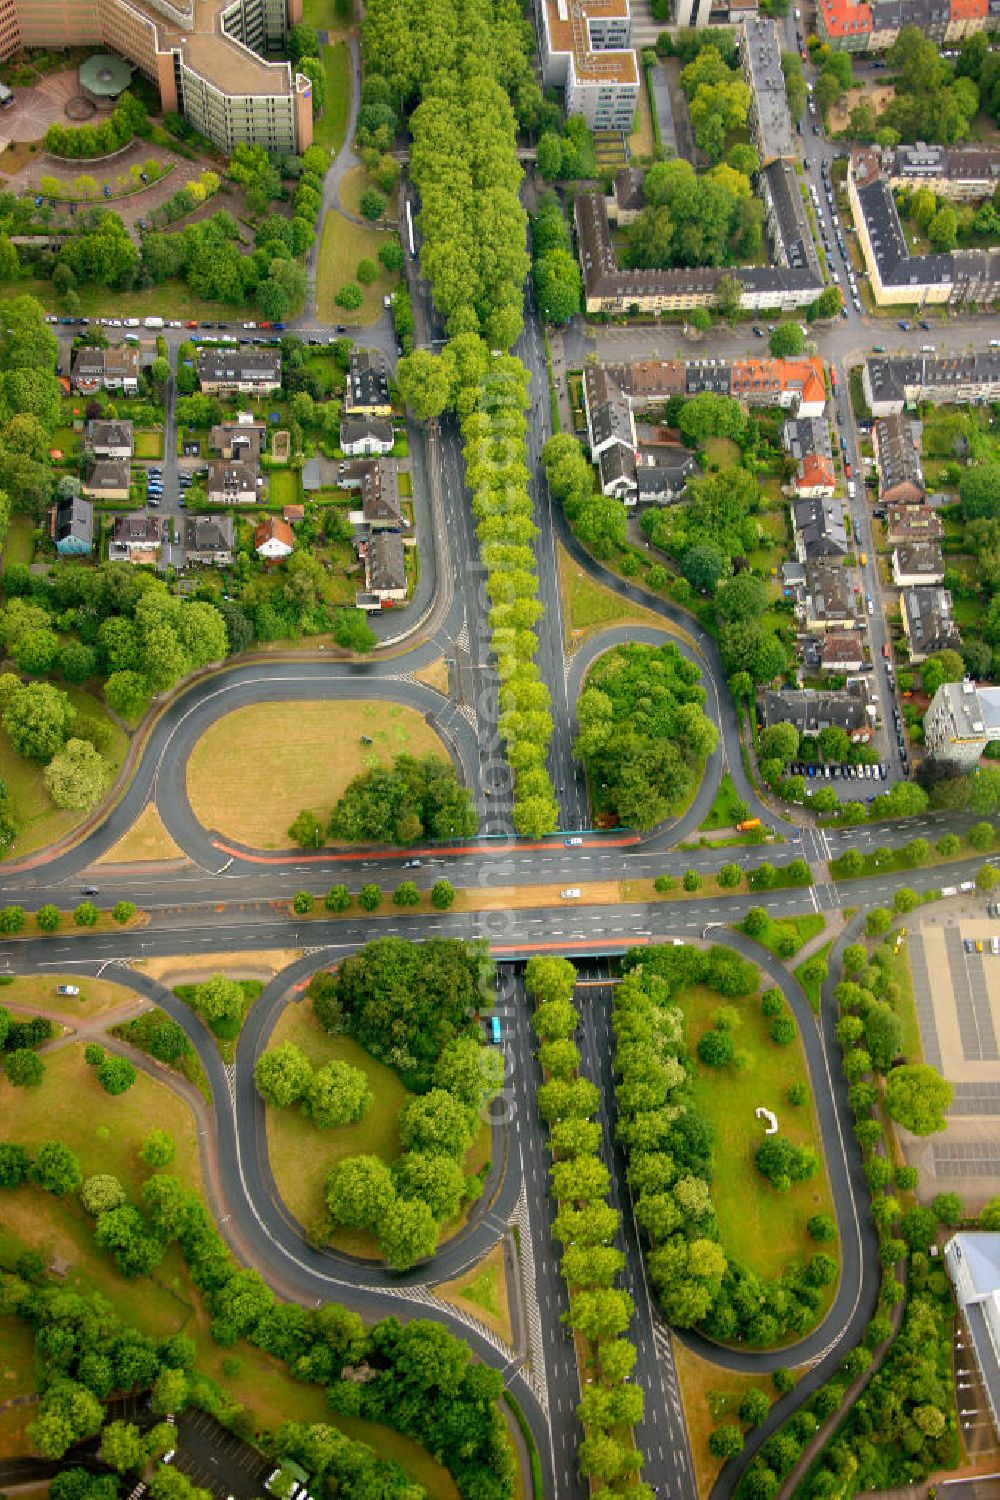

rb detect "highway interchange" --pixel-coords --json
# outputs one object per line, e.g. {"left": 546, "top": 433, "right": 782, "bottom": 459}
{"left": 9, "top": 36, "right": 1000, "bottom": 1498}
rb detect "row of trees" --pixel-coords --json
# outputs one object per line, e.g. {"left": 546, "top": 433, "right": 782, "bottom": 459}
{"left": 574, "top": 641, "right": 718, "bottom": 831}
{"left": 531, "top": 192, "right": 582, "bottom": 327}
{"left": 527, "top": 955, "right": 648, "bottom": 1492}
{"left": 541, "top": 433, "right": 626, "bottom": 561}
{"left": 614, "top": 944, "right": 839, "bottom": 1348}
{"left": 364, "top": 0, "right": 560, "bottom": 837}
{"left": 8, "top": 1133, "right": 516, "bottom": 1497}
{"left": 43, "top": 92, "right": 147, "bottom": 160}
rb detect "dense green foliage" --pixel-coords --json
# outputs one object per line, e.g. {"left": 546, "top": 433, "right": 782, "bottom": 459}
{"left": 615, "top": 945, "right": 837, "bottom": 1346}
{"left": 327, "top": 753, "right": 477, "bottom": 844}
{"left": 574, "top": 642, "right": 717, "bottom": 829}
{"left": 623, "top": 158, "right": 762, "bottom": 269}
{"left": 309, "top": 940, "right": 503, "bottom": 1267}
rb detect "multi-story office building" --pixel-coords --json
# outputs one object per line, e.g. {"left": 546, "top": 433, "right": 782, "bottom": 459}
{"left": 0, "top": 0, "right": 312, "bottom": 155}
{"left": 924, "top": 680, "right": 1000, "bottom": 767}
{"left": 533, "top": 0, "right": 638, "bottom": 130}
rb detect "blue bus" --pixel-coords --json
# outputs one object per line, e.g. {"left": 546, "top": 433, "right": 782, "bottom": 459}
{"left": 489, "top": 1015, "right": 501, "bottom": 1046}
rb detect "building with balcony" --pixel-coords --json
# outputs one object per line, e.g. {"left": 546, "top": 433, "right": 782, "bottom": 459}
{"left": 924, "top": 679, "right": 1000, "bottom": 767}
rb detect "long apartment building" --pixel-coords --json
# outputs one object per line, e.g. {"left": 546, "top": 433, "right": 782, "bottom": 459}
{"left": 863, "top": 350, "right": 1000, "bottom": 414}
{"left": 576, "top": 157, "right": 822, "bottom": 315}
{"left": 740, "top": 17, "right": 795, "bottom": 167}
{"left": 849, "top": 148, "right": 1000, "bottom": 308}
{"left": 816, "top": 0, "right": 999, "bottom": 51}
{"left": 533, "top": 0, "right": 638, "bottom": 130}
{"left": 0, "top": 0, "right": 312, "bottom": 155}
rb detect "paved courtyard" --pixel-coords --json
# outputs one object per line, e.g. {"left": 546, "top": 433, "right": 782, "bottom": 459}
{"left": 0, "top": 69, "right": 85, "bottom": 146}
{"left": 901, "top": 903, "right": 1000, "bottom": 1207}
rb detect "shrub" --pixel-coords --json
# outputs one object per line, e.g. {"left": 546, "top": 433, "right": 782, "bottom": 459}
{"left": 112, "top": 901, "right": 136, "bottom": 925}
{"left": 36, "top": 904, "right": 60, "bottom": 932}
{"left": 325, "top": 884, "right": 352, "bottom": 912}
{"left": 697, "top": 1028, "right": 735, "bottom": 1067}
{"left": 292, "top": 890, "right": 315, "bottom": 914}
{"left": 769, "top": 1014, "right": 797, "bottom": 1046}
{"left": 683, "top": 869, "right": 702, "bottom": 892}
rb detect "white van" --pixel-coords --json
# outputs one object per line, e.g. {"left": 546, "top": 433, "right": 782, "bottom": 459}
{"left": 847, "top": 480, "right": 856, "bottom": 497}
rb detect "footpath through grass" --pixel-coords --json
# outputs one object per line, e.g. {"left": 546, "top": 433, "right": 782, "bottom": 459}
{"left": 0, "top": 1044, "right": 462, "bottom": 1497}
{"left": 683, "top": 983, "right": 837, "bottom": 1289}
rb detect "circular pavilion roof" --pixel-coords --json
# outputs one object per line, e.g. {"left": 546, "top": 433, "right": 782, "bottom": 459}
{"left": 78, "top": 54, "right": 135, "bottom": 99}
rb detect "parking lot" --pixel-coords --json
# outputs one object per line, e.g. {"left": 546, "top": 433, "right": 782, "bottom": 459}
{"left": 168, "top": 1406, "right": 274, "bottom": 1498}
{"left": 898, "top": 905, "right": 1000, "bottom": 1207}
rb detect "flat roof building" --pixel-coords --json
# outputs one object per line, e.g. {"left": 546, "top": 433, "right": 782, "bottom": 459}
{"left": 946, "top": 1234, "right": 1000, "bottom": 1440}
{"left": 925, "top": 679, "right": 1000, "bottom": 767}
{"left": 740, "top": 17, "right": 795, "bottom": 166}
{"left": 0, "top": 0, "right": 313, "bottom": 155}
{"left": 532, "top": 0, "right": 638, "bottom": 130}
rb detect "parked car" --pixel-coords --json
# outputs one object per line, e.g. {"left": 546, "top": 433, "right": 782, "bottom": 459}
{"left": 56, "top": 985, "right": 80, "bottom": 996}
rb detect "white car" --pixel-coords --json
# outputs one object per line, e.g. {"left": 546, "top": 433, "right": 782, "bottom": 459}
{"left": 560, "top": 888, "right": 581, "bottom": 900}
{"left": 56, "top": 984, "right": 80, "bottom": 996}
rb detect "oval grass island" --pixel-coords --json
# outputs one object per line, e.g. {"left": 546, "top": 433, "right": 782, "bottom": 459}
{"left": 185, "top": 700, "right": 450, "bottom": 849}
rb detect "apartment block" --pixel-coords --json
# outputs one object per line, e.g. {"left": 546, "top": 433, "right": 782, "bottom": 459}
{"left": 816, "top": 0, "right": 998, "bottom": 50}
{"left": 0, "top": 0, "right": 312, "bottom": 155}
{"left": 863, "top": 351, "right": 1000, "bottom": 416}
{"left": 924, "top": 680, "right": 1000, "bottom": 767}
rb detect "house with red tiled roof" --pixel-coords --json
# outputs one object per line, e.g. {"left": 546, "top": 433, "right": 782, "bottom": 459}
{"left": 255, "top": 517, "right": 293, "bottom": 560}
{"left": 794, "top": 452, "right": 836, "bottom": 498}
{"left": 730, "top": 357, "right": 827, "bottom": 417}
{"left": 816, "top": 0, "right": 873, "bottom": 46}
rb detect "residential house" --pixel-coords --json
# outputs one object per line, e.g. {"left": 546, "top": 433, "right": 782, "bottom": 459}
{"left": 340, "top": 414, "right": 395, "bottom": 457}
{"left": 945, "top": 1233, "right": 1000, "bottom": 1441}
{"left": 345, "top": 350, "right": 391, "bottom": 418}
{"left": 924, "top": 679, "right": 1000, "bottom": 767}
{"left": 361, "top": 462, "right": 402, "bottom": 530}
{"left": 183, "top": 514, "right": 235, "bottom": 567}
{"left": 817, "top": 0, "right": 996, "bottom": 52}
{"left": 783, "top": 416, "right": 835, "bottom": 496}
{"left": 574, "top": 189, "right": 823, "bottom": 316}
{"left": 891, "top": 540, "right": 945, "bottom": 587}
{"left": 71, "top": 344, "right": 139, "bottom": 396}
{"left": 598, "top": 443, "right": 638, "bottom": 502}
{"left": 802, "top": 561, "right": 862, "bottom": 631}
{"left": 49, "top": 494, "right": 93, "bottom": 557}
{"left": 608, "top": 167, "right": 646, "bottom": 226}
{"left": 884, "top": 504, "right": 943, "bottom": 545}
{"left": 362, "top": 530, "right": 407, "bottom": 605}
{"left": 85, "top": 419, "right": 133, "bottom": 460}
{"left": 197, "top": 348, "right": 281, "bottom": 397}
{"left": 109, "top": 514, "right": 161, "bottom": 565}
{"left": 820, "top": 632, "right": 865, "bottom": 672}
{"left": 873, "top": 411, "right": 925, "bottom": 503}
{"left": 83, "top": 460, "right": 131, "bottom": 501}
{"left": 792, "top": 496, "right": 849, "bottom": 562}
{"left": 760, "top": 159, "right": 823, "bottom": 282}
{"left": 763, "top": 681, "right": 873, "bottom": 734}
{"left": 206, "top": 459, "right": 259, "bottom": 506}
{"left": 900, "top": 585, "right": 962, "bottom": 661}
{"left": 255, "top": 517, "right": 294, "bottom": 559}
{"left": 635, "top": 450, "right": 699, "bottom": 504}
{"left": 210, "top": 417, "right": 266, "bottom": 463}
{"left": 582, "top": 363, "right": 637, "bottom": 460}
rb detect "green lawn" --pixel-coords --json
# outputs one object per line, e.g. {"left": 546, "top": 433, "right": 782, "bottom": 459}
{"left": 699, "top": 772, "right": 748, "bottom": 831}
{"left": 683, "top": 983, "right": 837, "bottom": 1287}
{"left": 52, "top": 425, "right": 82, "bottom": 456}
{"left": 0, "top": 278, "right": 238, "bottom": 323}
{"left": 3, "top": 514, "right": 34, "bottom": 570}
{"left": 880, "top": 937, "right": 923, "bottom": 1064}
{"left": 0, "top": 687, "right": 128, "bottom": 860}
{"left": 739, "top": 911, "right": 826, "bottom": 959}
{"left": 316, "top": 211, "right": 397, "bottom": 327}
{"left": 264, "top": 1003, "right": 408, "bottom": 1251}
{"left": 794, "top": 939, "right": 833, "bottom": 1014}
{"left": 311, "top": 43, "right": 352, "bottom": 155}
{"left": 702, "top": 436, "right": 741, "bottom": 468}
{"left": 267, "top": 467, "right": 303, "bottom": 507}
{"left": 134, "top": 430, "right": 163, "bottom": 459}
